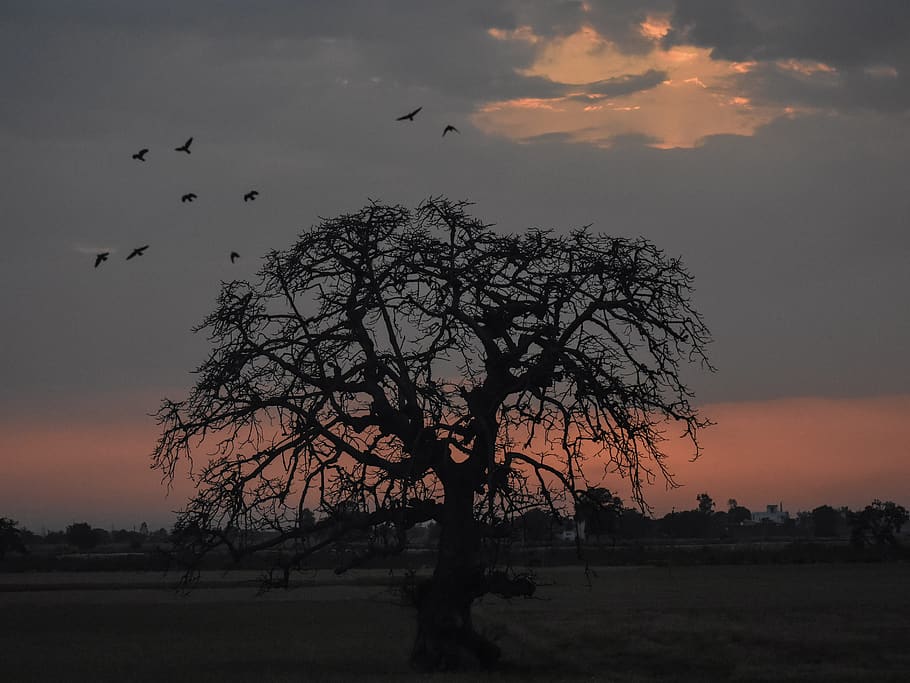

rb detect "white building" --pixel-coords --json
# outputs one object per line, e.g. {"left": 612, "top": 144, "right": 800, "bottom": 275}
{"left": 752, "top": 503, "right": 790, "bottom": 524}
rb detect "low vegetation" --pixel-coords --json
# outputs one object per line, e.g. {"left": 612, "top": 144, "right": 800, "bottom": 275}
{"left": 1, "top": 563, "right": 908, "bottom": 681}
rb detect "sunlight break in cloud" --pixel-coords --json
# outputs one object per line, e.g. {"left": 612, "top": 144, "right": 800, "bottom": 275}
{"left": 475, "top": 18, "right": 826, "bottom": 149}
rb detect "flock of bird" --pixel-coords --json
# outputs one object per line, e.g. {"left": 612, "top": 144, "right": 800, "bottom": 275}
{"left": 93, "top": 107, "right": 458, "bottom": 268}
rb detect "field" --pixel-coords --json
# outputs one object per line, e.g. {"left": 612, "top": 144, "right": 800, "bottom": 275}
{"left": 2, "top": 563, "right": 909, "bottom": 681}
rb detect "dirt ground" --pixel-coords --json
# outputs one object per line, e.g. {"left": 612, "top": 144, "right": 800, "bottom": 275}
{"left": 1, "top": 563, "right": 909, "bottom": 681}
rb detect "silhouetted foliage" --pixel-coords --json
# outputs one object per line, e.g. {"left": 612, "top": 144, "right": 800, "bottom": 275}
{"left": 65, "top": 522, "right": 98, "bottom": 551}
{"left": 0, "top": 517, "right": 28, "bottom": 559}
{"left": 92, "top": 527, "right": 112, "bottom": 546}
{"left": 112, "top": 528, "right": 146, "bottom": 549}
{"left": 727, "top": 505, "right": 752, "bottom": 526}
{"left": 43, "top": 530, "right": 66, "bottom": 545}
{"left": 575, "top": 488, "right": 624, "bottom": 543}
{"left": 848, "top": 500, "right": 909, "bottom": 549}
{"left": 811, "top": 505, "right": 844, "bottom": 537}
{"left": 518, "top": 508, "right": 557, "bottom": 544}
{"left": 153, "top": 198, "right": 712, "bottom": 670}
{"left": 696, "top": 492, "right": 715, "bottom": 515}
{"left": 619, "top": 507, "right": 655, "bottom": 538}
{"left": 299, "top": 508, "right": 316, "bottom": 530}
{"left": 661, "top": 509, "right": 713, "bottom": 538}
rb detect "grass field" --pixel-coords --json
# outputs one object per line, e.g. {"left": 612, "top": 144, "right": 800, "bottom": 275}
{"left": 2, "top": 563, "right": 909, "bottom": 681}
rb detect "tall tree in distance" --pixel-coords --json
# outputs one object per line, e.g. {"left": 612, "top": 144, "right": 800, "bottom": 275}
{"left": 0, "top": 518, "right": 28, "bottom": 560}
{"left": 697, "top": 492, "right": 716, "bottom": 515}
{"left": 153, "top": 198, "right": 713, "bottom": 670}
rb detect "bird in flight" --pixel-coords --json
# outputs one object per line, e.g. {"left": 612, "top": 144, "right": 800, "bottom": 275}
{"left": 126, "top": 245, "right": 149, "bottom": 260}
{"left": 175, "top": 137, "right": 193, "bottom": 154}
{"left": 396, "top": 107, "right": 422, "bottom": 122}
{"left": 243, "top": 190, "right": 259, "bottom": 202}
{"left": 181, "top": 193, "right": 197, "bottom": 203}
{"left": 230, "top": 251, "right": 240, "bottom": 263}
{"left": 442, "top": 125, "right": 459, "bottom": 137}
{"left": 94, "top": 252, "right": 109, "bottom": 268}
{"left": 132, "top": 148, "right": 148, "bottom": 161}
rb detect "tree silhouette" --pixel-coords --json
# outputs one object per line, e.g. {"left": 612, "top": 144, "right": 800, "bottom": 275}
{"left": 153, "top": 198, "right": 712, "bottom": 670}
{"left": 727, "top": 503, "right": 752, "bottom": 526}
{"left": 697, "top": 492, "right": 715, "bottom": 515}
{"left": 0, "top": 517, "right": 28, "bottom": 559}
{"left": 575, "top": 487, "right": 624, "bottom": 543}
{"left": 848, "top": 500, "right": 909, "bottom": 549}
{"left": 65, "top": 522, "right": 97, "bottom": 551}
{"left": 811, "top": 504, "right": 843, "bottom": 537}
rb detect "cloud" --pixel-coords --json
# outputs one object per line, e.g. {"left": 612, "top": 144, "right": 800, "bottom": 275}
{"left": 581, "top": 68, "right": 669, "bottom": 97}
{"left": 0, "top": 1, "right": 555, "bottom": 107}
{"left": 475, "top": 25, "right": 787, "bottom": 148}
{"left": 664, "top": 0, "right": 910, "bottom": 112}
{"left": 666, "top": 0, "right": 910, "bottom": 66}
{"left": 732, "top": 61, "right": 910, "bottom": 113}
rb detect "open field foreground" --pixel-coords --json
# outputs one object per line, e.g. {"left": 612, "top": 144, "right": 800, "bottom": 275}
{"left": 2, "top": 563, "right": 909, "bottom": 681}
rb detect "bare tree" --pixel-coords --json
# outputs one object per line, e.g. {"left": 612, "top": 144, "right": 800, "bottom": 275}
{"left": 153, "top": 197, "right": 712, "bottom": 670}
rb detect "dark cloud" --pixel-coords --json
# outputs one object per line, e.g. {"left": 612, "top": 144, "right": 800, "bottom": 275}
{"left": 0, "top": 1, "right": 679, "bottom": 106}
{"left": 664, "top": 1, "right": 910, "bottom": 112}
{"left": 575, "top": 0, "right": 675, "bottom": 52}
{"left": 583, "top": 69, "right": 668, "bottom": 97}
{"left": 0, "top": 3, "right": 519, "bottom": 97}
{"left": 734, "top": 62, "right": 910, "bottom": 113}
{"left": 667, "top": 1, "right": 910, "bottom": 65}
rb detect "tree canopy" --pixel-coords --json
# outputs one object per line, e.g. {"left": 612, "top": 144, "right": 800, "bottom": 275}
{"left": 153, "top": 197, "right": 712, "bottom": 669}
{"left": 849, "top": 500, "right": 909, "bottom": 549}
{"left": 0, "top": 518, "right": 27, "bottom": 560}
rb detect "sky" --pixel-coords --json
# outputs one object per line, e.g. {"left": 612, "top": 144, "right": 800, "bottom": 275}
{"left": 1, "top": 1, "right": 909, "bottom": 531}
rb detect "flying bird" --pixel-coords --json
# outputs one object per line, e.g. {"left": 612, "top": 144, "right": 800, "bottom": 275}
{"left": 175, "top": 137, "right": 193, "bottom": 154}
{"left": 126, "top": 245, "right": 149, "bottom": 260}
{"left": 181, "top": 193, "right": 197, "bottom": 203}
{"left": 230, "top": 251, "right": 240, "bottom": 263}
{"left": 396, "top": 106, "right": 422, "bottom": 122}
{"left": 243, "top": 190, "right": 259, "bottom": 202}
{"left": 94, "top": 252, "right": 109, "bottom": 268}
{"left": 442, "top": 125, "right": 459, "bottom": 137}
{"left": 132, "top": 148, "right": 148, "bottom": 161}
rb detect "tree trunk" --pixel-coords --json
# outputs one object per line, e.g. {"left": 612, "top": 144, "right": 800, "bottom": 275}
{"left": 410, "top": 478, "right": 501, "bottom": 671}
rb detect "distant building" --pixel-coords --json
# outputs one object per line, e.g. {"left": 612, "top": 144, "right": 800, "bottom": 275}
{"left": 558, "top": 519, "right": 585, "bottom": 543}
{"left": 752, "top": 503, "right": 790, "bottom": 524}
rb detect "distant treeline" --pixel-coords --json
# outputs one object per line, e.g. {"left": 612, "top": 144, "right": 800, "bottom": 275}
{"left": 1, "top": 496, "right": 907, "bottom": 570}
{"left": 553, "top": 492, "right": 909, "bottom": 550}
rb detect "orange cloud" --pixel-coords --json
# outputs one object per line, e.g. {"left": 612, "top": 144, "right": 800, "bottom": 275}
{"left": 640, "top": 14, "right": 672, "bottom": 41}
{"left": 487, "top": 25, "right": 539, "bottom": 44}
{"left": 777, "top": 59, "right": 838, "bottom": 76}
{"left": 478, "top": 23, "right": 823, "bottom": 148}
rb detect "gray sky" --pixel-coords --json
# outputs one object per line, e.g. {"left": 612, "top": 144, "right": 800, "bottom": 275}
{"left": 2, "top": 1, "right": 909, "bottom": 528}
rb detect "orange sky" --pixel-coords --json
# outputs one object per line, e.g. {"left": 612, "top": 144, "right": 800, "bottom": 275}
{"left": 474, "top": 18, "right": 822, "bottom": 148}
{"left": 638, "top": 394, "right": 910, "bottom": 515}
{"left": 2, "top": 394, "right": 908, "bottom": 530}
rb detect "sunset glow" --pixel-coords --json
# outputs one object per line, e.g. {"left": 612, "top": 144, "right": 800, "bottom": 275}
{"left": 645, "top": 395, "right": 910, "bottom": 515}
{"left": 478, "top": 23, "right": 811, "bottom": 148}
{"left": 3, "top": 395, "right": 908, "bottom": 529}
